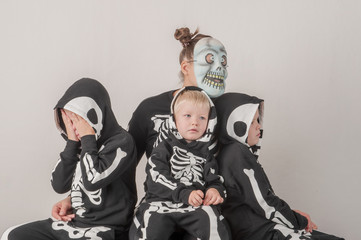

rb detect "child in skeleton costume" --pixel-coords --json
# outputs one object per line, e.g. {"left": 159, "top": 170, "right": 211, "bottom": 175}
{"left": 215, "top": 93, "right": 344, "bottom": 240}
{"left": 1, "top": 78, "right": 137, "bottom": 240}
{"left": 130, "top": 87, "right": 230, "bottom": 240}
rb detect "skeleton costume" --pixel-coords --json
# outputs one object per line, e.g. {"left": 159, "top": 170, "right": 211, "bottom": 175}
{"left": 2, "top": 78, "right": 137, "bottom": 240}
{"left": 130, "top": 87, "right": 230, "bottom": 240}
{"left": 215, "top": 93, "right": 344, "bottom": 240}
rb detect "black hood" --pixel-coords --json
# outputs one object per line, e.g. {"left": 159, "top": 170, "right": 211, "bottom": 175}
{"left": 54, "top": 78, "right": 122, "bottom": 147}
{"left": 214, "top": 92, "right": 264, "bottom": 155}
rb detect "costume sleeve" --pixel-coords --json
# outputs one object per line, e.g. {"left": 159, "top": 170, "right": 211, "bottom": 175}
{"left": 51, "top": 140, "right": 80, "bottom": 194}
{"left": 128, "top": 101, "right": 148, "bottom": 163}
{"left": 78, "top": 132, "right": 137, "bottom": 191}
{"left": 204, "top": 154, "right": 227, "bottom": 199}
{"left": 146, "top": 142, "right": 196, "bottom": 205}
{"left": 220, "top": 144, "right": 308, "bottom": 230}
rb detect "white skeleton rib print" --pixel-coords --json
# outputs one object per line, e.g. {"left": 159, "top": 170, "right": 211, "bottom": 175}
{"left": 170, "top": 146, "right": 206, "bottom": 186}
{"left": 72, "top": 164, "right": 102, "bottom": 217}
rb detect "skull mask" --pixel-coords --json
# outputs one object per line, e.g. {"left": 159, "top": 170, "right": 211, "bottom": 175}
{"left": 193, "top": 37, "right": 228, "bottom": 98}
{"left": 63, "top": 96, "right": 103, "bottom": 140}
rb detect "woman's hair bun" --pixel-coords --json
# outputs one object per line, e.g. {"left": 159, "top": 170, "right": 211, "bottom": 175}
{"left": 174, "top": 27, "right": 199, "bottom": 48}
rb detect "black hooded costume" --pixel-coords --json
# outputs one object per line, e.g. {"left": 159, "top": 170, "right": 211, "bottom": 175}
{"left": 130, "top": 87, "right": 230, "bottom": 240}
{"left": 215, "top": 92, "right": 344, "bottom": 240}
{"left": 3, "top": 78, "right": 137, "bottom": 240}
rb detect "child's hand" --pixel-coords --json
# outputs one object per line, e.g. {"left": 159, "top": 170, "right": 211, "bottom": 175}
{"left": 61, "top": 109, "right": 79, "bottom": 141}
{"left": 294, "top": 209, "right": 318, "bottom": 233}
{"left": 203, "top": 188, "right": 224, "bottom": 206}
{"left": 67, "top": 112, "right": 95, "bottom": 139}
{"left": 188, "top": 190, "right": 204, "bottom": 207}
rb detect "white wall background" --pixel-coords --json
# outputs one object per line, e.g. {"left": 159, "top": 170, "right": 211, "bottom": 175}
{"left": 0, "top": 0, "right": 359, "bottom": 239}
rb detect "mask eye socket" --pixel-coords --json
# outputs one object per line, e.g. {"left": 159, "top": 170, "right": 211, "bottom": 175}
{"left": 221, "top": 55, "right": 227, "bottom": 67}
{"left": 205, "top": 53, "right": 214, "bottom": 64}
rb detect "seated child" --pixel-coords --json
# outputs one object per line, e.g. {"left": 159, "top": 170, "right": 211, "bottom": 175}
{"left": 130, "top": 87, "right": 230, "bottom": 240}
{"left": 214, "top": 92, "right": 344, "bottom": 240}
{"left": 1, "top": 78, "right": 137, "bottom": 240}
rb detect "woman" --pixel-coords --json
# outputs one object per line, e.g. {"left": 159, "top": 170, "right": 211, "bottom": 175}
{"left": 50, "top": 27, "right": 229, "bottom": 239}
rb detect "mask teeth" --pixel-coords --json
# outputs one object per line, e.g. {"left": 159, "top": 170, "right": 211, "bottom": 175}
{"left": 202, "top": 72, "right": 225, "bottom": 89}
{"left": 203, "top": 77, "right": 225, "bottom": 89}
{"left": 206, "top": 72, "right": 225, "bottom": 81}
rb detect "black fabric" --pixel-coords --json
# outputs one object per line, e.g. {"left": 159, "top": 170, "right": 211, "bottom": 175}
{"left": 215, "top": 92, "right": 344, "bottom": 240}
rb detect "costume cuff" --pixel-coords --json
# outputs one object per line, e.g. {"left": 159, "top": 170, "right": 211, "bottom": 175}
{"left": 80, "top": 135, "right": 97, "bottom": 153}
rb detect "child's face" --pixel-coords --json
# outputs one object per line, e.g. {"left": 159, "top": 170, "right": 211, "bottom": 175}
{"left": 247, "top": 109, "right": 261, "bottom": 146}
{"left": 174, "top": 101, "right": 209, "bottom": 143}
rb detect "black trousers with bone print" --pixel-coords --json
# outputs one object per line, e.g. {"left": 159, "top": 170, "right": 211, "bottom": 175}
{"left": 1, "top": 218, "right": 129, "bottom": 240}
{"left": 129, "top": 201, "right": 231, "bottom": 240}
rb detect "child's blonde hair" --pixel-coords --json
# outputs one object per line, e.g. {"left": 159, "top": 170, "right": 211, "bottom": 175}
{"left": 173, "top": 90, "right": 210, "bottom": 115}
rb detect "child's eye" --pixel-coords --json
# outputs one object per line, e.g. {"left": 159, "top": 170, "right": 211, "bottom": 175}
{"left": 200, "top": 116, "right": 206, "bottom": 120}
{"left": 185, "top": 114, "right": 191, "bottom": 118}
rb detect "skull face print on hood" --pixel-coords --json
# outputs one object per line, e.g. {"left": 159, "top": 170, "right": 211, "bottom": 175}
{"left": 54, "top": 78, "right": 122, "bottom": 147}
{"left": 215, "top": 92, "right": 264, "bottom": 156}
{"left": 168, "top": 86, "right": 217, "bottom": 147}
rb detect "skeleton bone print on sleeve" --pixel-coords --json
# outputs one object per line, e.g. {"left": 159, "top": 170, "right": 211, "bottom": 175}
{"left": 83, "top": 145, "right": 127, "bottom": 184}
{"left": 151, "top": 114, "right": 170, "bottom": 148}
{"left": 244, "top": 169, "right": 294, "bottom": 227}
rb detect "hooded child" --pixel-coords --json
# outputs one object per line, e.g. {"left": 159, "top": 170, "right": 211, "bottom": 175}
{"left": 215, "top": 92, "right": 344, "bottom": 240}
{"left": 1, "top": 78, "right": 137, "bottom": 240}
{"left": 130, "top": 87, "right": 230, "bottom": 240}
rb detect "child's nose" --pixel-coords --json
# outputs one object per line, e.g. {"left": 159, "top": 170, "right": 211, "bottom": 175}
{"left": 192, "top": 118, "right": 198, "bottom": 125}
